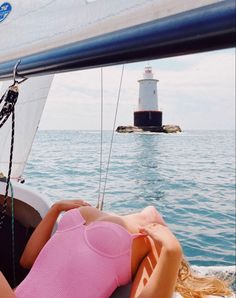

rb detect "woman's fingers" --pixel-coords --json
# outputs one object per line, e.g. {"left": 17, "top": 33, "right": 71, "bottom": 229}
{"left": 139, "top": 223, "right": 182, "bottom": 253}
{"left": 139, "top": 223, "right": 159, "bottom": 236}
{"left": 139, "top": 223, "right": 170, "bottom": 241}
{"left": 70, "top": 200, "right": 91, "bottom": 208}
{"left": 54, "top": 199, "right": 91, "bottom": 212}
{"left": 81, "top": 201, "right": 91, "bottom": 206}
{"left": 71, "top": 199, "right": 91, "bottom": 206}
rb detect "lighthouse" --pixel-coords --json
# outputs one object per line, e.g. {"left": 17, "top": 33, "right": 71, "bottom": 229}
{"left": 116, "top": 66, "right": 181, "bottom": 133}
{"left": 134, "top": 66, "right": 162, "bottom": 129}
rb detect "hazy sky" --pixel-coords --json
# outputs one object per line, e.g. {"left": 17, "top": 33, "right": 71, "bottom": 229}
{"left": 2, "top": 48, "right": 235, "bottom": 130}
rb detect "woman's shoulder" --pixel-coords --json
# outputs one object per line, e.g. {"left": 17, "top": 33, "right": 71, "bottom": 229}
{"left": 78, "top": 206, "right": 111, "bottom": 223}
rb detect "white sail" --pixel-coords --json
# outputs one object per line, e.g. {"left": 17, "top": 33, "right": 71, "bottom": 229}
{"left": 0, "top": 0, "right": 222, "bottom": 63}
{"left": 0, "top": 75, "right": 54, "bottom": 179}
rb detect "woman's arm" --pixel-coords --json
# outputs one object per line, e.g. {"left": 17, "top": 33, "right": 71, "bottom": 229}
{"left": 20, "top": 199, "right": 90, "bottom": 269}
{"left": 130, "top": 224, "right": 182, "bottom": 298}
{"left": 0, "top": 272, "right": 15, "bottom": 298}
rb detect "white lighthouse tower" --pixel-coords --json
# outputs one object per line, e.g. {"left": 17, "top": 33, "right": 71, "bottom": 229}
{"left": 134, "top": 66, "right": 162, "bottom": 129}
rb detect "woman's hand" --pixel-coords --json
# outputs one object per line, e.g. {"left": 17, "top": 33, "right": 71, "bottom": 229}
{"left": 139, "top": 223, "right": 182, "bottom": 254}
{"left": 132, "top": 224, "right": 183, "bottom": 298}
{"left": 53, "top": 199, "right": 91, "bottom": 213}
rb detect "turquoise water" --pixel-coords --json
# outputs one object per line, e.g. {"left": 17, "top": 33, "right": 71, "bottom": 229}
{"left": 24, "top": 130, "right": 235, "bottom": 267}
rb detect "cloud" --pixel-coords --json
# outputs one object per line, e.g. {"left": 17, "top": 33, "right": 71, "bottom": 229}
{"left": 1, "top": 49, "right": 235, "bottom": 130}
{"left": 156, "top": 51, "right": 235, "bottom": 129}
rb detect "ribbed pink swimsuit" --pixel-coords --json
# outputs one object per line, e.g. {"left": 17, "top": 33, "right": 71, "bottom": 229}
{"left": 15, "top": 208, "right": 141, "bottom": 298}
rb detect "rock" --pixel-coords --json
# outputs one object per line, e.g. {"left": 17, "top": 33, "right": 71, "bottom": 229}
{"left": 162, "top": 125, "right": 182, "bottom": 133}
{"left": 116, "top": 126, "right": 143, "bottom": 133}
{"left": 116, "top": 125, "right": 181, "bottom": 133}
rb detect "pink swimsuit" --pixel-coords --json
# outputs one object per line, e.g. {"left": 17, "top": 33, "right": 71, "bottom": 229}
{"left": 15, "top": 209, "right": 141, "bottom": 298}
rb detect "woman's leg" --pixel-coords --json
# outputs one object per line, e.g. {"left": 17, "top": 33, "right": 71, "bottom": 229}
{"left": 0, "top": 272, "right": 15, "bottom": 298}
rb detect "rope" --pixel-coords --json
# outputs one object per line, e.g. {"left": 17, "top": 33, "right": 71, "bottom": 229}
{"left": 99, "top": 65, "right": 125, "bottom": 210}
{"left": 10, "top": 182, "right": 16, "bottom": 288}
{"left": 0, "top": 84, "right": 19, "bottom": 228}
{"left": 96, "top": 68, "right": 104, "bottom": 209}
{"left": 0, "top": 85, "right": 18, "bottom": 287}
{"left": 0, "top": 62, "right": 27, "bottom": 286}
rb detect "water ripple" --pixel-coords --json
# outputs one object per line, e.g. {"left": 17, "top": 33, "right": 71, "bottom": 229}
{"left": 24, "top": 130, "right": 235, "bottom": 267}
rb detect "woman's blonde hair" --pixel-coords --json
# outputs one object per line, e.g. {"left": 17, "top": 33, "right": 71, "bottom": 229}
{"left": 176, "top": 259, "right": 233, "bottom": 298}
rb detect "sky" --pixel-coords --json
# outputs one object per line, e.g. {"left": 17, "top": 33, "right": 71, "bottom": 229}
{"left": 1, "top": 48, "right": 235, "bottom": 130}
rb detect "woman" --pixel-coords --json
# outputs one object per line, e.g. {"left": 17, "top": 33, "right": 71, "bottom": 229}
{"left": 0, "top": 200, "right": 232, "bottom": 298}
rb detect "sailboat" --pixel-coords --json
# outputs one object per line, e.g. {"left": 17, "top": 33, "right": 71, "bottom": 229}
{"left": 0, "top": 0, "right": 235, "bottom": 296}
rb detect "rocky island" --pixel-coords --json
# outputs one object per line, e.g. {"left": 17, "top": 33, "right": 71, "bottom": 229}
{"left": 116, "top": 125, "right": 181, "bottom": 133}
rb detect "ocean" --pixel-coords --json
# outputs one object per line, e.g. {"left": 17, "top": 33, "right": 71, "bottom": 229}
{"left": 24, "top": 130, "right": 235, "bottom": 268}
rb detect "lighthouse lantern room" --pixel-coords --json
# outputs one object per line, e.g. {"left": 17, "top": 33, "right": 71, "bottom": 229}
{"left": 134, "top": 66, "right": 162, "bottom": 128}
